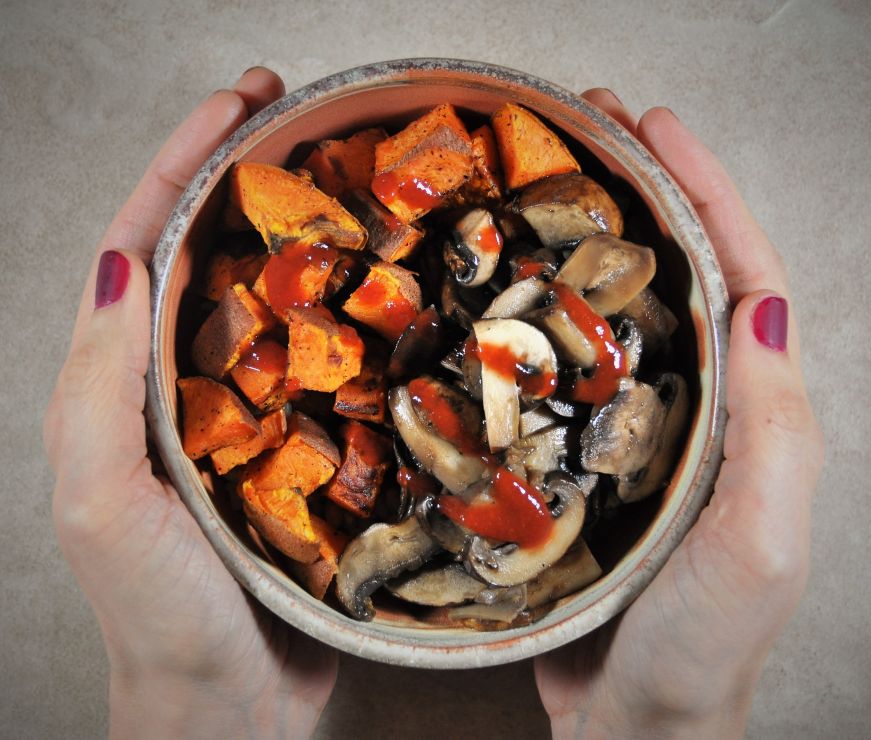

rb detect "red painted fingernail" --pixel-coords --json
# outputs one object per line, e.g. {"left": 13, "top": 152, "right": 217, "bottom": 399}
{"left": 752, "top": 295, "right": 788, "bottom": 352}
{"left": 94, "top": 250, "right": 130, "bottom": 309}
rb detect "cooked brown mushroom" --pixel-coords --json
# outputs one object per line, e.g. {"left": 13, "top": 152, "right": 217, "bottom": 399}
{"left": 472, "top": 318, "right": 559, "bottom": 451}
{"left": 616, "top": 373, "right": 689, "bottom": 502}
{"left": 388, "top": 306, "right": 446, "bottom": 380}
{"left": 443, "top": 208, "right": 504, "bottom": 288}
{"left": 448, "top": 584, "right": 528, "bottom": 623}
{"left": 620, "top": 287, "right": 678, "bottom": 356}
{"left": 525, "top": 538, "right": 602, "bottom": 608}
{"left": 519, "top": 406, "right": 562, "bottom": 436}
{"left": 504, "top": 424, "right": 572, "bottom": 487}
{"left": 465, "top": 473, "right": 594, "bottom": 587}
{"left": 610, "top": 315, "right": 643, "bottom": 376}
{"left": 513, "top": 172, "right": 624, "bottom": 246}
{"left": 441, "top": 276, "right": 491, "bottom": 330}
{"left": 557, "top": 233, "right": 656, "bottom": 316}
{"left": 415, "top": 493, "right": 475, "bottom": 555}
{"left": 580, "top": 378, "right": 667, "bottom": 476}
{"left": 481, "top": 276, "right": 549, "bottom": 319}
{"left": 386, "top": 563, "right": 487, "bottom": 606}
{"left": 389, "top": 385, "right": 488, "bottom": 494}
{"left": 335, "top": 516, "right": 440, "bottom": 621}
{"left": 526, "top": 302, "right": 598, "bottom": 368}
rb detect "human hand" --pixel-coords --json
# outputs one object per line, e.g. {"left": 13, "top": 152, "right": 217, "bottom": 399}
{"left": 534, "top": 91, "right": 824, "bottom": 739}
{"left": 43, "top": 68, "right": 337, "bottom": 740}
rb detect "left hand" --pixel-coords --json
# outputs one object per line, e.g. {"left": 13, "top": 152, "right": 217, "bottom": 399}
{"left": 43, "top": 68, "right": 337, "bottom": 740}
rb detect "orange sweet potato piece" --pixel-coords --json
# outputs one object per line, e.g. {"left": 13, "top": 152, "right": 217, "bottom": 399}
{"left": 178, "top": 376, "right": 260, "bottom": 460}
{"left": 333, "top": 348, "right": 388, "bottom": 423}
{"left": 342, "top": 261, "right": 422, "bottom": 342}
{"left": 342, "top": 189, "right": 424, "bottom": 262}
{"left": 252, "top": 242, "right": 341, "bottom": 320}
{"left": 301, "top": 127, "right": 387, "bottom": 198}
{"left": 202, "top": 251, "right": 269, "bottom": 302}
{"left": 242, "top": 412, "right": 339, "bottom": 495}
{"left": 239, "top": 481, "right": 320, "bottom": 563}
{"left": 230, "top": 336, "right": 297, "bottom": 411}
{"left": 286, "top": 306, "right": 364, "bottom": 393}
{"left": 372, "top": 103, "right": 473, "bottom": 223}
{"left": 230, "top": 162, "right": 367, "bottom": 252}
{"left": 466, "top": 124, "right": 503, "bottom": 201}
{"left": 491, "top": 103, "right": 580, "bottom": 190}
{"left": 210, "top": 409, "right": 287, "bottom": 475}
{"left": 192, "top": 284, "right": 275, "bottom": 380}
{"left": 324, "top": 421, "right": 393, "bottom": 518}
{"left": 291, "top": 515, "right": 350, "bottom": 598}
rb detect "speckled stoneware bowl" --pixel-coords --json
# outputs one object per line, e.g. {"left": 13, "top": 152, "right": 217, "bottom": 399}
{"left": 146, "top": 58, "right": 729, "bottom": 669}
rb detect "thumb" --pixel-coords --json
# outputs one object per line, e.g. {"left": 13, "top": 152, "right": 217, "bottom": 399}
{"left": 45, "top": 249, "right": 153, "bottom": 507}
{"left": 705, "top": 289, "right": 823, "bottom": 602}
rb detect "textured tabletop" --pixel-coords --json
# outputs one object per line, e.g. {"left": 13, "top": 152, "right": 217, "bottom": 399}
{"left": 2, "top": 1, "right": 869, "bottom": 737}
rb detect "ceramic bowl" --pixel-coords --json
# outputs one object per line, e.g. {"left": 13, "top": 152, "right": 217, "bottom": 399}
{"left": 146, "top": 58, "right": 729, "bottom": 668}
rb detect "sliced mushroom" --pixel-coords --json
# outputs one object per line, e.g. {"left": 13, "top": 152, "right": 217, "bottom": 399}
{"left": 513, "top": 173, "right": 624, "bottom": 246}
{"left": 505, "top": 425, "right": 571, "bottom": 481}
{"left": 386, "top": 563, "right": 487, "bottom": 606}
{"left": 557, "top": 233, "right": 656, "bottom": 316}
{"left": 465, "top": 473, "right": 594, "bottom": 587}
{"left": 520, "top": 406, "right": 562, "bottom": 436}
{"left": 448, "top": 584, "right": 528, "bottom": 623}
{"left": 481, "top": 276, "right": 549, "bottom": 319}
{"left": 416, "top": 493, "right": 475, "bottom": 555}
{"left": 620, "top": 287, "right": 678, "bottom": 356}
{"left": 526, "top": 538, "right": 602, "bottom": 608}
{"left": 616, "top": 373, "right": 689, "bottom": 502}
{"left": 388, "top": 306, "right": 445, "bottom": 380}
{"left": 509, "top": 248, "right": 559, "bottom": 283}
{"left": 526, "top": 302, "right": 598, "bottom": 368}
{"left": 389, "top": 386, "right": 487, "bottom": 494}
{"left": 610, "top": 315, "right": 643, "bottom": 376}
{"left": 335, "top": 516, "right": 440, "bottom": 621}
{"left": 409, "top": 376, "right": 483, "bottom": 445}
{"left": 580, "top": 378, "right": 666, "bottom": 476}
{"left": 472, "top": 318, "right": 559, "bottom": 451}
{"left": 443, "top": 208, "right": 503, "bottom": 288}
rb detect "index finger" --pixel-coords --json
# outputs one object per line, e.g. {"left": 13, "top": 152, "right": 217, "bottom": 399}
{"left": 636, "top": 107, "right": 790, "bottom": 303}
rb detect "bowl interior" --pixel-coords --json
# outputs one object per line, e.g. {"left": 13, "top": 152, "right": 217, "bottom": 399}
{"left": 148, "top": 60, "right": 728, "bottom": 668}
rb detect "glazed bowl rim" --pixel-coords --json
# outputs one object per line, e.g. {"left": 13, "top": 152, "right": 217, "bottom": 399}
{"left": 146, "top": 57, "right": 729, "bottom": 669}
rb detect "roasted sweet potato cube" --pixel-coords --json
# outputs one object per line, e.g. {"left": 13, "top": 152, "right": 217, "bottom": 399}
{"left": 372, "top": 103, "right": 473, "bottom": 223}
{"left": 210, "top": 409, "right": 287, "bottom": 475}
{"left": 230, "top": 337, "right": 297, "bottom": 411}
{"left": 301, "top": 127, "right": 387, "bottom": 198}
{"left": 325, "top": 421, "right": 393, "bottom": 518}
{"left": 286, "top": 306, "right": 364, "bottom": 393}
{"left": 291, "top": 515, "right": 350, "bottom": 598}
{"left": 177, "top": 376, "right": 260, "bottom": 460}
{"left": 202, "top": 251, "right": 269, "bottom": 302}
{"left": 239, "top": 482, "right": 320, "bottom": 563}
{"left": 192, "top": 284, "right": 275, "bottom": 380}
{"left": 333, "top": 348, "right": 388, "bottom": 423}
{"left": 242, "top": 412, "right": 339, "bottom": 495}
{"left": 342, "top": 261, "right": 422, "bottom": 342}
{"left": 252, "top": 242, "right": 340, "bottom": 320}
{"left": 230, "top": 162, "right": 367, "bottom": 252}
{"left": 491, "top": 103, "right": 581, "bottom": 190}
{"left": 466, "top": 125, "right": 503, "bottom": 201}
{"left": 342, "top": 189, "right": 424, "bottom": 262}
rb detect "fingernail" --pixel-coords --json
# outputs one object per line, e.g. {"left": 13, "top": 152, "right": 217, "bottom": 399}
{"left": 752, "top": 295, "right": 788, "bottom": 352}
{"left": 236, "top": 66, "right": 264, "bottom": 84}
{"left": 660, "top": 106, "right": 680, "bottom": 121}
{"left": 95, "top": 250, "right": 130, "bottom": 309}
{"left": 603, "top": 88, "right": 623, "bottom": 106}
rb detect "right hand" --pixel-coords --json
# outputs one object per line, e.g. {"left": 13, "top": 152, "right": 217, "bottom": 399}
{"left": 534, "top": 91, "right": 824, "bottom": 738}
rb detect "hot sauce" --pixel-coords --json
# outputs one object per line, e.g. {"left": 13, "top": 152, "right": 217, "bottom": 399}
{"left": 471, "top": 341, "right": 559, "bottom": 398}
{"left": 347, "top": 274, "right": 418, "bottom": 342}
{"left": 408, "top": 377, "right": 555, "bottom": 548}
{"left": 553, "top": 281, "right": 627, "bottom": 406}
{"left": 475, "top": 222, "right": 503, "bottom": 254}
{"left": 372, "top": 171, "right": 443, "bottom": 213}
{"left": 263, "top": 241, "right": 338, "bottom": 315}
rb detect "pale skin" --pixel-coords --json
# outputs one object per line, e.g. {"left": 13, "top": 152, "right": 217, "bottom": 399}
{"left": 43, "top": 69, "right": 823, "bottom": 739}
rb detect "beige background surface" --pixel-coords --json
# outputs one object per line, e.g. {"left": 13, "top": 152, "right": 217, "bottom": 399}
{"left": 2, "top": 0, "right": 869, "bottom": 737}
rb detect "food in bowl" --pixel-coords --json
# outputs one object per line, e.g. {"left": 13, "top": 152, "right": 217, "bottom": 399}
{"left": 176, "top": 100, "right": 689, "bottom": 629}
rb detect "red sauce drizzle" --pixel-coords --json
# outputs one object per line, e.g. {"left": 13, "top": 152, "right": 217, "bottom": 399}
{"left": 408, "top": 378, "right": 555, "bottom": 548}
{"left": 473, "top": 341, "right": 558, "bottom": 398}
{"left": 513, "top": 256, "right": 550, "bottom": 282}
{"left": 263, "top": 242, "right": 338, "bottom": 315}
{"left": 238, "top": 337, "right": 286, "bottom": 377}
{"left": 475, "top": 223, "right": 503, "bottom": 254}
{"left": 397, "top": 466, "right": 441, "bottom": 498}
{"left": 372, "top": 171, "right": 443, "bottom": 213}
{"left": 438, "top": 468, "right": 553, "bottom": 548}
{"left": 351, "top": 276, "right": 418, "bottom": 342}
{"left": 553, "top": 281, "right": 627, "bottom": 406}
